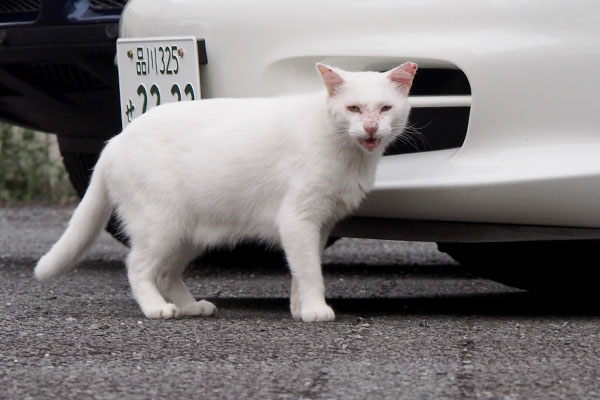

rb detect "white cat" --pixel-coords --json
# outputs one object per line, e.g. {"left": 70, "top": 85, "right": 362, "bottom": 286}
{"left": 35, "top": 62, "right": 417, "bottom": 322}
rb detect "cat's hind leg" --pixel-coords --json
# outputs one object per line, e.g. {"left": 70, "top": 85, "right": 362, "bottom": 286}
{"left": 126, "top": 246, "right": 181, "bottom": 319}
{"left": 157, "top": 246, "right": 216, "bottom": 317}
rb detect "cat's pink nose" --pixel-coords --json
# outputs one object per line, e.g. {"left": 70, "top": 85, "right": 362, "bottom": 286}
{"left": 364, "top": 124, "right": 378, "bottom": 137}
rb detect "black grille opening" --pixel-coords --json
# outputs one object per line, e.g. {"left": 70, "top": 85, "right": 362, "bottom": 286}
{"left": 0, "top": 0, "right": 40, "bottom": 22}
{"left": 88, "top": 0, "right": 128, "bottom": 10}
{"left": 384, "top": 107, "right": 470, "bottom": 156}
{"left": 410, "top": 68, "right": 471, "bottom": 96}
{"left": 383, "top": 67, "right": 471, "bottom": 156}
{"left": 0, "top": 0, "right": 41, "bottom": 14}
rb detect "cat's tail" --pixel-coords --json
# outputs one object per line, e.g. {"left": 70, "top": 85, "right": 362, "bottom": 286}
{"left": 34, "top": 158, "right": 113, "bottom": 281}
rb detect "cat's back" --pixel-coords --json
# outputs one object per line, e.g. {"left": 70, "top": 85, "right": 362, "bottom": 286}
{"left": 118, "top": 97, "right": 264, "bottom": 145}
{"left": 106, "top": 93, "right": 325, "bottom": 167}
{"left": 124, "top": 93, "right": 322, "bottom": 141}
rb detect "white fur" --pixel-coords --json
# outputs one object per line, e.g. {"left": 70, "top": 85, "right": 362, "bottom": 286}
{"left": 34, "top": 64, "right": 415, "bottom": 322}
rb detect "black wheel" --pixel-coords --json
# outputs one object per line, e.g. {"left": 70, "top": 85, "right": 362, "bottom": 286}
{"left": 59, "top": 147, "right": 129, "bottom": 245}
{"left": 437, "top": 240, "right": 600, "bottom": 292}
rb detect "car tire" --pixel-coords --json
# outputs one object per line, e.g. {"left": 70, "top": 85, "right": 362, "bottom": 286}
{"left": 59, "top": 148, "right": 130, "bottom": 246}
{"left": 437, "top": 240, "right": 600, "bottom": 292}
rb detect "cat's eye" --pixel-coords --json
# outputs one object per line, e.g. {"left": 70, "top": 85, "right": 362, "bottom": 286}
{"left": 347, "top": 105, "right": 361, "bottom": 113}
{"left": 381, "top": 105, "right": 393, "bottom": 112}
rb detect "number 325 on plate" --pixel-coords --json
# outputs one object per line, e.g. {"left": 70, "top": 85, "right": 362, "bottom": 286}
{"left": 117, "top": 36, "right": 202, "bottom": 129}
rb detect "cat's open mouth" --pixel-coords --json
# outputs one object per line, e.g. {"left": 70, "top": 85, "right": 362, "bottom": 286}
{"left": 361, "top": 138, "right": 381, "bottom": 151}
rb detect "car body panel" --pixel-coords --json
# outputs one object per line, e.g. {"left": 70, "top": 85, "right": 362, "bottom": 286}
{"left": 120, "top": 0, "right": 600, "bottom": 229}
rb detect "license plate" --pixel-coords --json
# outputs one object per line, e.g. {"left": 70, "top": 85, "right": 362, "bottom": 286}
{"left": 116, "top": 36, "right": 202, "bottom": 129}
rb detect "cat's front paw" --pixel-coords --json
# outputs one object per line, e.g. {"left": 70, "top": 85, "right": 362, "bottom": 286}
{"left": 144, "top": 303, "right": 181, "bottom": 319}
{"left": 180, "top": 300, "right": 217, "bottom": 317}
{"left": 300, "top": 304, "right": 335, "bottom": 322}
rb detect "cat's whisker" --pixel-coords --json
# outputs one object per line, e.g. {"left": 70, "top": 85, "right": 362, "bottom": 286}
{"left": 404, "top": 131, "right": 429, "bottom": 150}
{"left": 397, "top": 130, "right": 419, "bottom": 147}
{"left": 391, "top": 134, "right": 421, "bottom": 151}
{"left": 392, "top": 120, "right": 432, "bottom": 151}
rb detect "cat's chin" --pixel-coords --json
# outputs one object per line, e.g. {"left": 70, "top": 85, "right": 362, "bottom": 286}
{"left": 360, "top": 138, "right": 381, "bottom": 152}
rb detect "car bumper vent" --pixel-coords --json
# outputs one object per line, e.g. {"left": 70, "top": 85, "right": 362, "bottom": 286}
{"left": 6, "top": 62, "right": 110, "bottom": 94}
{"left": 0, "top": 81, "right": 17, "bottom": 96}
{"left": 88, "top": 0, "right": 128, "bottom": 10}
{"left": 384, "top": 68, "right": 471, "bottom": 156}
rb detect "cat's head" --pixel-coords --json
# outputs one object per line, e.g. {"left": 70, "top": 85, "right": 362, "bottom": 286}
{"left": 317, "top": 62, "right": 417, "bottom": 153}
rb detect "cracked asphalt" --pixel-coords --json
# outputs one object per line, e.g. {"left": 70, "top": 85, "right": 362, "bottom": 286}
{"left": 1, "top": 205, "right": 600, "bottom": 399}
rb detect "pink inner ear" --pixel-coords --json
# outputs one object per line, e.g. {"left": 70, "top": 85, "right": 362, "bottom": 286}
{"left": 317, "top": 64, "right": 345, "bottom": 96}
{"left": 388, "top": 62, "right": 418, "bottom": 93}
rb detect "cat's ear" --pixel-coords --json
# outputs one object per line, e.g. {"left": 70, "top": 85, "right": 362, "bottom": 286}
{"left": 387, "top": 62, "right": 418, "bottom": 95}
{"left": 316, "top": 63, "right": 345, "bottom": 97}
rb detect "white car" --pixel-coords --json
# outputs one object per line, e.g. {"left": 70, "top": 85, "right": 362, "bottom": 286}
{"left": 117, "top": 0, "right": 600, "bottom": 290}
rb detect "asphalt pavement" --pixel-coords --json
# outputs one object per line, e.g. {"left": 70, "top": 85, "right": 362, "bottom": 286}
{"left": 1, "top": 205, "right": 599, "bottom": 399}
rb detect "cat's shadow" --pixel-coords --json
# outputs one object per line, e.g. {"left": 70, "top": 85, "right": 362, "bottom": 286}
{"left": 211, "top": 292, "right": 600, "bottom": 318}
{"left": 188, "top": 261, "right": 600, "bottom": 317}
{"left": 79, "top": 260, "right": 598, "bottom": 317}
